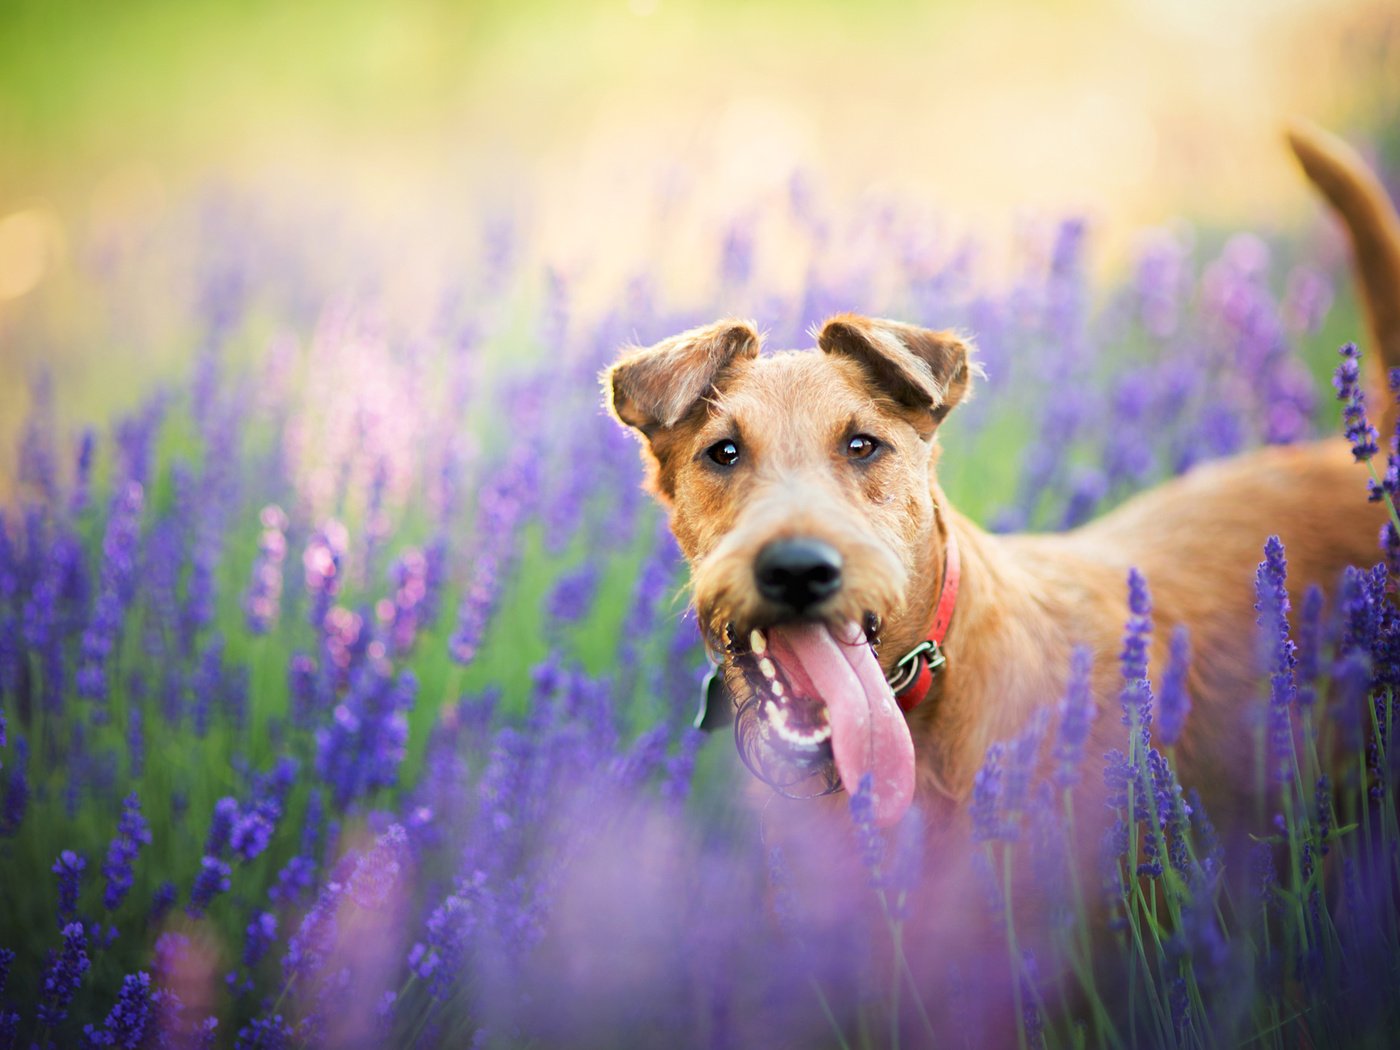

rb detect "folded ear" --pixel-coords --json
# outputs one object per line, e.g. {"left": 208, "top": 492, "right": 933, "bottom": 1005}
{"left": 605, "top": 320, "right": 761, "bottom": 438}
{"left": 817, "top": 314, "right": 975, "bottom": 435}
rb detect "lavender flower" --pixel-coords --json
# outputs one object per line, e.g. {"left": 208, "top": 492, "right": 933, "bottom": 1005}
{"left": 1002, "top": 709, "right": 1049, "bottom": 829}
{"left": 766, "top": 845, "right": 799, "bottom": 938}
{"left": 849, "top": 772, "right": 885, "bottom": 881}
{"left": 1169, "top": 974, "right": 1193, "bottom": 1043}
{"left": 229, "top": 805, "right": 277, "bottom": 863}
{"left": 76, "top": 481, "right": 145, "bottom": 710}
{"left": 408, "top": 894, "right": 470, "bottom": 1000}
{"left": 314, "top": 665, "right": 416, "bottom": 810}
{"left": 1156, "top": 625, "right": 1192, "bottom": 747}
{"left": 970, "top": 742, "right": 1005, "bottom": 842}
{"left": 125, "top": 704, "right": 145, "bottom": 780}
{"left": 1255, "top": 536, "right": 1297, "bottom": 785}
{"left": 1365, "top": 368, "right": 1400, "bottom": 511}
{"left": 0, "top": 736, "right": 22, "bottom": 837}
{"left": 546, "top": 562, "right": 599, "bottom": 625}
{"left": 287, "top": 652, "right": 322, "bottom": 729}
{"left": 235, "top": 1014, "right": 294, "bottom": 1049}
{"left": 1059, "top": 466, "right": 1107, "bottom": 529}
{"left": 1121, "top": 567, "right": 1153, "bottom": 684}
{"left": 242, "top": 912, "right": 278, "bottom": 969}
{"left": 303, "top": 521, "right": 348, "bottom": 633}
{"left": 1315, "top": 775, "right": 1334, "bottom": 857}
{"left": 1251, "top": 840, "right": 1279, "bottom": 914}
{"left": 244, "top": 505, "right": 289, "bottom": 634}
{"left": 1327, "top": 649, "right": 1372, "bottom": 756}
{"left": 37, "top": 922, "right": 91, "bottom": 1025}
{"left": 1145, "top": 747, "right": 1191, "bottom": 876}
{"left": 189, "top": 856, "right": 232, "bottom": 916}
{"left": 1334, "top": 342, "right": 1379, "bottom": 461}
{"left": 150, "top": 881, "right": 177, "bottom": 924}
{"left": 268, "top": 856, "right": 317, "bottom": 906}
{"left": 54, "top": 850, "right": 86, "bottom": 927}
{"left": 205, "top": 797, "right": 240, "bottom": 856}
{"left": 886, "top": 803, "right": 926, "bottom": 920}
{"left": 102, "top": 794, "right": 152, "bottom": 911}
{"left": 1119, "top": 569, "right": 1155, "bottom": 738}
{"left": 380, "top": 547, "right": 431, "bottom": 654}
{"left": 448, "top": 438, "right": 540, "bottom": 664}
{"left": 152, "top": 931, "right": 189, "bottom": 982}
{"left": 347, "top": 824, "right": 408, "bottom": 910}
{"left": 1295, "top": 584, "right": 1325, "bottom": 709}
{"left": 86, "top": 971, "right": 153, "bottom": 1049}
{"left": 191, "top": 635, "right": 226, "bottom": 739}
{"left": 282, "top": 875, "right": 346, "bottom": 985}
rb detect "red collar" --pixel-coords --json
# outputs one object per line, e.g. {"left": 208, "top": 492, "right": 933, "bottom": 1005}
{"left": 887, "top": 505, "right": 960, "bottom": 713}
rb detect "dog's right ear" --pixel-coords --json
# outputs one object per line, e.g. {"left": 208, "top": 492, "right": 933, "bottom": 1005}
{"left": 604, "top": 320, "right": 761, "bottom": 439}
{"left": 817, "top": 313, "right": 975, "bottom": 438}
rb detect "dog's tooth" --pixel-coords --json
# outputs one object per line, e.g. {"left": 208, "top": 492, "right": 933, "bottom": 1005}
{"left": 750, "top": 629, "right": 767, "bottom": 655}
{"left": 759, "top": 657, "right": 776, "bottom": 680}
{"left": 769, "top": 703, "right": 833, "bottom": 748}
{"left": 770, "top": 680, "right": 784, "bottom": 697}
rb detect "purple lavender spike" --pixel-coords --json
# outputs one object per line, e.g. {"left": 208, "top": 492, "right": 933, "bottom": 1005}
{"left": 1156, "top": 626, "right": 1193, "bottom": 747}
{"left": 1052, "top": 646, "right": 1095, "bottom": 787}
{"left": 970, "top": 742, "right": 1006, "bottom": 843}
{"left": 90, "top": 970, "right": 153, "bottom": 1049}
{"left": 1255, "top": 536, "right": 1297, "bottom": 785}
{"left": 188, "top": 856, "right": 232, "bottom": 917}
{"left": 1119, "top": 569, "right": 1155, "bottom": 737}
{"left": 102, "top": 794, "right": 151, "bottom": 911}
{"left": 1334, "top": 342, "right": 1379, "bottom": 462}
{"left": 1, "top": 737, "right": 29, "bottom": 836}
{"left": 37, "top": 922, "right": 91, "bottom": 1025}
{"left": 546, "top": 562, "right": 599, "bottom": 626}
{"left": 1296, "top": 584, "right": 1325, "bottom": 709}
{"left": 53, "top": 850, "right": 86, "bottom": 927}
{"left": 244, "top": 505, "right": 289, "bottom": 635}
{"left": 77, "top": 481, "right": 145, "bottom": 714}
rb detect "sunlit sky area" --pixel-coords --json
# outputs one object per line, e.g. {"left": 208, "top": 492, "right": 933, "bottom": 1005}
{"left": 0, "top": 0, "right": 1395, "bottom": 332}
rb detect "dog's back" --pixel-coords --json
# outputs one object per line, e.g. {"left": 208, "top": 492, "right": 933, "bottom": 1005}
{"left": 1055, "top": 122, "right": 1400, "bottom": 824}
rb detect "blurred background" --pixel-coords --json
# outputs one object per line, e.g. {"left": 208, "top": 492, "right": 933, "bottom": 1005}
{"left": 2, "top": 5, "right": 1400, "bottom": 1037}
{"left": 0, "top": 0, "right": 1396, "bottom": 477}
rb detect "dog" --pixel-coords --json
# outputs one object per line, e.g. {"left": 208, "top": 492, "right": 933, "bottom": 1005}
{"left": 603, "top": 120, "right": 1400, "bottom": 842}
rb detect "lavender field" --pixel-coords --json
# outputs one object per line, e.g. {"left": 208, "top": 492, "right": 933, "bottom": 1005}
{"left": 2, "top": 150, "right": 1400, "bottom": 1050}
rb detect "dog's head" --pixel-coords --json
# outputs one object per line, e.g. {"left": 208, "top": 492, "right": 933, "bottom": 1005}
{"left": 604, "top": 315, "right": 974, "bottom": 825}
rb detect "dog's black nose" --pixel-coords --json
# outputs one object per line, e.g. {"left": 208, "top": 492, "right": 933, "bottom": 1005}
{"left": 755, "top": 538, "right": 843, "bottom": 612}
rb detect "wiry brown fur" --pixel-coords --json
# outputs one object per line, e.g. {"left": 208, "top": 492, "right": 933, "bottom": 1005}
{"left": 603, "top": 122, "right": 1400, "bottom": 842}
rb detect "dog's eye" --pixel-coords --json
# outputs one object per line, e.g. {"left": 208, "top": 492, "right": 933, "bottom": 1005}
{"left": 706, "top": 439, "right": 741, "bottom": 467}
{"left": 845, "top": 434, "right": 882, "bottom": 461}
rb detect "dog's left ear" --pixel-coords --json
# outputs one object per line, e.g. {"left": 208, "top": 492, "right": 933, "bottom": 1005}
{"left": 817, "top": 314, "right": 975, "bottom": 437}
{"left": 604, "top": 320, "right": 761, "bottom": 438}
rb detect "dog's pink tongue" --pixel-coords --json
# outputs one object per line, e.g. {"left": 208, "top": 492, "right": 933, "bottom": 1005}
{"left": 767, "top": 621, "right": 915, "bottom": 827}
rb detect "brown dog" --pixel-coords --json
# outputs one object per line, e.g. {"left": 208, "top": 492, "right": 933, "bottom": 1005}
{"left": 604, "top": 121, "right": 1400, "bottom": 836}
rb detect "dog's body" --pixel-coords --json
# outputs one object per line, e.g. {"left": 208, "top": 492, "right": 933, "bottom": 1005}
{"left": 605, "top": 121, "right": 1400, "bottom": 843}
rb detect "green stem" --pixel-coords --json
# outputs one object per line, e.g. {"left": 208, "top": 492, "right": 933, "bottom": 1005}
{"left": 1061, "top": 791, "right": 1124, "bottom": 1050}
{"left": 889, "top": 907, "right": 902, "bottom": 1050}
{"left": 999, "top": 843, "right": 1029, "bottom": 1050}
{"left": 1364, "top": 461, "right": 1400, "bottom": 539}
{"left": 812, "top": 976, "right": 854, "bottom": 1050}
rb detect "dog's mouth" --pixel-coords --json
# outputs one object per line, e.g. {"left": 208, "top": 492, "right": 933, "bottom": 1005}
{"left": 723, "top": 616, "right": 916, "bottom": 827}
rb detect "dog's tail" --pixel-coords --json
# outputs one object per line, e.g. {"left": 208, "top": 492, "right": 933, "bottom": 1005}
{"left": 1287, "top": 118, "right": 1400, "bottom": 439}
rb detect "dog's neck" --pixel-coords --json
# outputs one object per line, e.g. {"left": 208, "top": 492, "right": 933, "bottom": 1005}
{"left": 894, "top": 485, "right": 1074, "bottom": 801}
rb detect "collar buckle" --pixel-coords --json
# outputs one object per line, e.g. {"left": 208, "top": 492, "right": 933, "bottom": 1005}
{"left": 887, "top": 639, "right": 946, "bottom": 694}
